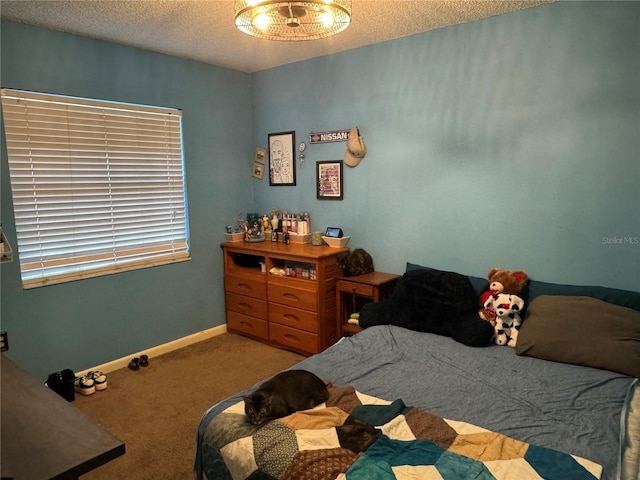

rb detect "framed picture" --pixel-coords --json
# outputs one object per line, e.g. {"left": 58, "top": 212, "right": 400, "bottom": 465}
{"left": 252, "top": 162, "right": 264, "bottom": 179}
{"left": 268, "top": 131, "right": 296, "bottom": 186}
{"left": 316, "top": 160, "right": 343, "bottom": 200}
{"left": 254, "top": 147, "right": 266, "bottom": 165}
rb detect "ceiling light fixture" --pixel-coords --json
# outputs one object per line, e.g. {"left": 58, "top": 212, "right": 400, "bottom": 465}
{"left": 235, "top": 0, "right": 352, "bottom": 41}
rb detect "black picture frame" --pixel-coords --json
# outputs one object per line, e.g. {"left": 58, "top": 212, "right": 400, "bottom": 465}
{"left": 316, "top": 160, "right": 343, "bottom": 200}
{"left": 268, "top": 131, "right": 296, "bottom": 186}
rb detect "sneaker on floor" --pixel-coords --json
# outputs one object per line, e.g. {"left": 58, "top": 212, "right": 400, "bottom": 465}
{"left": 86, "top": 370, "right": 107, "bottom": 391}
{"left": 74, "top": 375, "right": 96, "bottom": 396}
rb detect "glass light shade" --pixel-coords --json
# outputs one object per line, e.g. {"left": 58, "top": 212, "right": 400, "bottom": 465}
{"left": 235, "top": 0, "right": 352, "bottom": 41}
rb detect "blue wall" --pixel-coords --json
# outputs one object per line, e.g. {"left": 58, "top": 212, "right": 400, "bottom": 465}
{"left": 1, "top": 21, "right": 254, "bottom": 378}
{"left": 2, "top": 1, "right": 639, "bottom": 378}
{"left": 252, "top": 1, "right": 639, "bottom": 291}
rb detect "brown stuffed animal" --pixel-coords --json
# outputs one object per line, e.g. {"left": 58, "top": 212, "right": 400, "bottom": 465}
{"left": 478, "top": 268, "right": 529, "bottom": 324}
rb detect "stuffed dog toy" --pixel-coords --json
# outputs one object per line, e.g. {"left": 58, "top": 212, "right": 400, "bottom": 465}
{"left": 483, "top": 293, "right": 524, "bottom": 347}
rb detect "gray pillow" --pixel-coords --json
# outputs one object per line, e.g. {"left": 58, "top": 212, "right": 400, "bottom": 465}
{"left": 516, "top": 295, "right": 640, "bottom": 378}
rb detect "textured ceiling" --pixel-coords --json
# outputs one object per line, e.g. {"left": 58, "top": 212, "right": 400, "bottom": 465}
{"left": 1, "top": 0, "right": 553, "bottom": 73}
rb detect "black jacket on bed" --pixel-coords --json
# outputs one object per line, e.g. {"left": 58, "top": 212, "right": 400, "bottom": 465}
{"left": 359, "top": 268, "right": 494, "bottom": 347}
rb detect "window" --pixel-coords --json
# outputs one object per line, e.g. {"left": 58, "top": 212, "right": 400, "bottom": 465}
{"left": 1, "top": 88, "right": 190, "bottom": 289}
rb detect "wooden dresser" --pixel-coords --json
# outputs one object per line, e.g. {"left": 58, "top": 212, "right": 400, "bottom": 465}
{"left": 221, "top": 241, "right": 348, "bottom": 355}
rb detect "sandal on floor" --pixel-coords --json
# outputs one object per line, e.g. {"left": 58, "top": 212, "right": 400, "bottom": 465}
{"left": 128, "top": 357, "right": 140, "bottom": 371}
{"left": 139, "top": 354, "right": 149, "bottom": 367}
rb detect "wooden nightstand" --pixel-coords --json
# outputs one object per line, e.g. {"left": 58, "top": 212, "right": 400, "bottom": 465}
{"left": 336, "top": 272, "right": 400, "bottom": 336}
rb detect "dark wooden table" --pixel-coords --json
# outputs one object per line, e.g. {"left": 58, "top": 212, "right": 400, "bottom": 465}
{"left": 1, "top": 355, "right": 125, "bottom": 479}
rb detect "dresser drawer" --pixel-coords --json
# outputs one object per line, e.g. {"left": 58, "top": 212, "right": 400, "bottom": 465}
{"left": 336, "top": 280, "right": 374, "bottom": 297}
{"left": 269, "top": 323, "right": 318, "bottom": 354}
{"left": 225, "top": 274, "right": 267, "bottom": 300}
{"left": 269, "top": 303, "right": 318, "bottom": 333}
{"left": 225, "top": 293, "right": 267, "bottom": 319}
{"left": 226, "top": 311, "right": 268, "bottom": 340}
{"left": 268, "top": 283, "right": 317, "bottom": 310}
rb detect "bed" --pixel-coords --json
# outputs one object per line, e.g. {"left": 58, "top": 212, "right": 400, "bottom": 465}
{"left": 194, "top": 264, "right": 640, "bottom": 480}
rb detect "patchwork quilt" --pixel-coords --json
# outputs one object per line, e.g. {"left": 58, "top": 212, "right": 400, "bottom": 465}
{"left": 202, "top": 383, "right": 602, "bottom": 480}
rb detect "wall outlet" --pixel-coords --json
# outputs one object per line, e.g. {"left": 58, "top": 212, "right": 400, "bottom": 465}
{"left": 0, "top": 331, "right": 8, "bottom": 352}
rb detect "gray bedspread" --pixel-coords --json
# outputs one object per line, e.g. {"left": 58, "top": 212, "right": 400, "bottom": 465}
{"left": 194, "top": 326, "right": 637, "bottom": 480}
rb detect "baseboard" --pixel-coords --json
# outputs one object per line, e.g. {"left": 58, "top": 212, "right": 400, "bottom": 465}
{"left": 76, "top": 324, "right": 227, "bottom": 377}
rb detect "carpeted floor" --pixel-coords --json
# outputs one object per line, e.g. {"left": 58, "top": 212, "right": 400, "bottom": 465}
{"left": 74, "top": 333, "right": 304, "bottom": 479}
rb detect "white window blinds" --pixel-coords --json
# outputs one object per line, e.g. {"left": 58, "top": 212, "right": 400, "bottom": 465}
{"left": 1, "top": 88, "right": 190, "bottom": 289}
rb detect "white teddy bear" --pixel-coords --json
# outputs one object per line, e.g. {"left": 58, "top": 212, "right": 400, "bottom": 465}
{"left": 483, "top": 293, "right": 524, "bottom": 347}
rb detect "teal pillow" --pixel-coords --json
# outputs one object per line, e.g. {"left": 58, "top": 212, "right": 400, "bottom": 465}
{"left": 528, "top": 279, "right": 640, "bottom": 312}
{"left": 406, "top": 262, "right": 640, "bottom": 312}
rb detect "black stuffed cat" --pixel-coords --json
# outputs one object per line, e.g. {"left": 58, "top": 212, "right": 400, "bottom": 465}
{"left": 337, "top": 248, "right": 374, "bottom": 277}
{"left": 243, "top": 370, "right": 329, "bottom": 425}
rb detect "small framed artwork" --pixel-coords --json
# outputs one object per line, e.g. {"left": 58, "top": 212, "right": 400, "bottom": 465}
{"left": 254, "top": 147, "right": 266, "bottom": 165}
{"left": 268, "top": 131, "right": 296, "bottom": 186}
{"left": 252, "top": 162, "right": 264, "bottom": 179}
{"left": 316, "top": 160, "right": 343, "bottom": 200}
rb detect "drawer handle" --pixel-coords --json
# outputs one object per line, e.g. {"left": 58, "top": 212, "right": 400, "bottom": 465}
{"left": 283, "top": 314, "right": 299, "bottom": 322}
{"left": 239, "top": 302, "right": 252, "bottom": 310}
{"left": 283, "top": 334, "right": 300, "bottom": 343}
{"left": 240, "top": 321, "right": 253, "bottom": 329}
{"left": 237, "top": 283, "right": 251, "bottom": 291}
{"left": 282, "top": 293, "right": 299, "bottom": 301}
